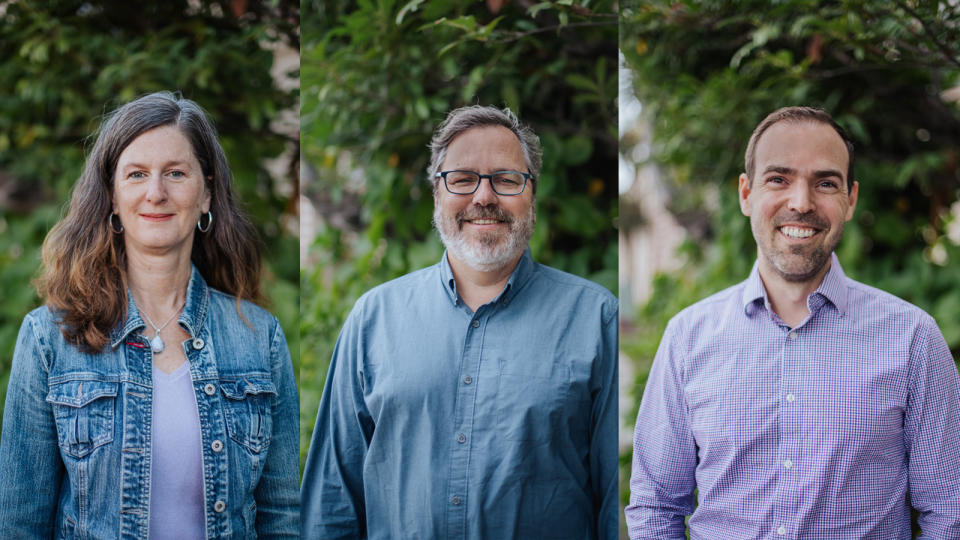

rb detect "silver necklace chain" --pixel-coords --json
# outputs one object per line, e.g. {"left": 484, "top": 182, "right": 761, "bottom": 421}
{"left": 140, "top": 301, "right": 184, "bottom": 354}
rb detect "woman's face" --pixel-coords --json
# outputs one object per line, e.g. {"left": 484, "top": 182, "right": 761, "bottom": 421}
{"left": 112, "top": 125, "right": 211, "bottom": 260}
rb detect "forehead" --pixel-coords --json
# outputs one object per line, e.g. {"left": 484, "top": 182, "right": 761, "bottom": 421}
{"left": 441, "top": 125, "right": 525, "bottom": 170}
{"left": 754, "top": 120, "right": 848, "bottom": 176}
{"left": 116, "top": 125, "right": 198, "bottom": 166}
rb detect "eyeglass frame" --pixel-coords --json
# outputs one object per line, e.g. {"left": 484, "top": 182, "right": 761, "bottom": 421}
{"left": 434, "top": 169, "right": 534, "bottom": 196}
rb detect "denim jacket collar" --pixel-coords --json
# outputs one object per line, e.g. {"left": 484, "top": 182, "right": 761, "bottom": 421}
{"left": 109, "top": 265, "right": 210, "bottom": 348}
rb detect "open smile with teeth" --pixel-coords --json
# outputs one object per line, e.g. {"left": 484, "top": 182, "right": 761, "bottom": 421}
{"left": 779, "top": 225, "right": 817, "bottom": 239}
{"left": 468, "top": 219, "right": 503, "bottom": 225}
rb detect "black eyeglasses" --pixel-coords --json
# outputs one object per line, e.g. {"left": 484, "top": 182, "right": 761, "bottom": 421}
{"left": 435, "top": 170, "right": 533, "bottom": 196}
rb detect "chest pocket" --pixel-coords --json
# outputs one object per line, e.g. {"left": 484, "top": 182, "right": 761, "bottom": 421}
{"left": 46, "top": 379, "right": 118, "bottom": 459}
{"left": 220, "top": 377, "right": 277, "bottom": 453}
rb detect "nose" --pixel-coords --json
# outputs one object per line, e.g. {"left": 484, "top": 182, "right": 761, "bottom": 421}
{"left": 786, "top": 182, "right": 815, "bottom": 213}
{"left": 145, "top": 173, "right": 167, "bottom": 204}
{"left": 471, "top": 176, "right": 499, "bottom": 206}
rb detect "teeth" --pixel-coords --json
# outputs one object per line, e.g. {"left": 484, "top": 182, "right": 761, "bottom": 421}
{"left": 472, "top": 219, "right": 499, "bottom": 225}
{"left": 780, "top": 226, "right": 815, "bottom": 238}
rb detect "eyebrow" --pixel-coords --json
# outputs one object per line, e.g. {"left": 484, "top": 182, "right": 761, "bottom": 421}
{"left": 762, "top": 165, "right": 843, "bottom": 179}
{"left": 119, "top": 160, "right": 194, "bottom": 170}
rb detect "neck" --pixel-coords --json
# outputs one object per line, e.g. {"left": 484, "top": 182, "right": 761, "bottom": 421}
{"left": 126, "top": 248, "right": 193, "bottom": 318}
{"left": 758, "top": 259, "right": 831, "bottom": 328}
{"left": 448, "top": 251, "right": 523, "bottom": 312}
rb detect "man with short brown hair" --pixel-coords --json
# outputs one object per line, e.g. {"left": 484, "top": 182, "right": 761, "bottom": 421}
{"left": 626, "top": 106, "right": 960, "bottom": 539}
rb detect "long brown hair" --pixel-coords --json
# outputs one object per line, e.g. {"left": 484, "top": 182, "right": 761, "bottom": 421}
{"left": 36, "top": 91, "right": 263, "bottom": 352}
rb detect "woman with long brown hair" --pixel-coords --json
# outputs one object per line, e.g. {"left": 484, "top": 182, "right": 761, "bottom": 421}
{"left": 0, "top": 92, "right": 298, "bottom": 539}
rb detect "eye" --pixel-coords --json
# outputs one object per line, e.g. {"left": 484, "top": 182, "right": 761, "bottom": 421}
{"left": 127, "top": 171, "right": 148, "bottom": 180}
{"left": 817, "top": 179, "right": 840, "bottom": 191}
{"left": 766, "top": 175, "right": 787, "bottom": 185}
{"left": 167, "top": 170, "right": 186, "bottom": 179}
{"left": 493, "top": 174, "right": 521, "bottom": 186}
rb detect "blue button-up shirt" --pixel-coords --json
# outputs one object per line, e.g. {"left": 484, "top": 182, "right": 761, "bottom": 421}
{"left": 302, "top": 249, "right": 619, "bottom": 539}
{"left": 626, "top": 254, "right": 960, "bottom": 539}
{"left": 0, "top": 266, "right": 300, "bottom": 539}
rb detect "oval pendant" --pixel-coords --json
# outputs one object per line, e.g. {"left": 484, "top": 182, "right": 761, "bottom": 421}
{"left": 150, "top": 334, "right": 165, "bottom": 354}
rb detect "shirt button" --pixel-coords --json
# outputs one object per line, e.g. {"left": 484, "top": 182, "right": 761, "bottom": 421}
{"left": 786, "top": 393, "right": 796, "bottom": 403}
{"left": 456, "top": 433, "right": 466, "bottom": 444}
{"left": 784, "top": 459, "right": 793, "bottom": 469}
{"left": 471, "top": 320, "right": 480, "bottom": 328}
{"left": 788, "top": 331, "right": 798, "bottom": 340}
{"left": 192, "top": 338, "right": 205, "bottom": 350}
{"left": 204, "top": 383, "right": 216, "bottom": 396}
{"left": 451, "top": 496, "right": 462, "bottom": 505}
{"left": 463, "top": 376, "right": 473, "bottom": 385}
{"left": 777, "top": 525, "right": 786, "bottom": 535}
{"left": 213, "top": 500, "right": 226, "bottom": 512}
{"left": 211, "top": 439, "right": 223, "bottom": 452}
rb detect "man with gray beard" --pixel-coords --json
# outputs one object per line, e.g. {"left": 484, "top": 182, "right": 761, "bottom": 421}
{"left": 301, "top": 105, "right": 619, "bottom": 540}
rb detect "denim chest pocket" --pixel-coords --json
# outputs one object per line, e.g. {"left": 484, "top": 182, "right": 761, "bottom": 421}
{"left": 45, "top": 380, "right": 118, "bottom": 459}
{"left": 220, "top": 378, "right": 277, "bottom": 453}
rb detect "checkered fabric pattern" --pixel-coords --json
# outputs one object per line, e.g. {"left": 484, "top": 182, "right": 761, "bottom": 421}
{"left": 625, "top": 255, "right": 960, "bottom": 539}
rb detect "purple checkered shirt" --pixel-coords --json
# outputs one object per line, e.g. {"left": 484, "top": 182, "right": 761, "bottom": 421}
{"left": 626, "top": 255, "right": 960, "bottom": 539}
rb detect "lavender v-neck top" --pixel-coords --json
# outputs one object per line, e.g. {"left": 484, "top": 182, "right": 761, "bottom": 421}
{"left": 150, "top": 362, "right": 204, "bottom": 539}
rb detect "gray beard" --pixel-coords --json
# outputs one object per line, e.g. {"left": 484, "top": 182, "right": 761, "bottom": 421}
{"left": 432, "top": 204, "right": 535, "bottom": 272}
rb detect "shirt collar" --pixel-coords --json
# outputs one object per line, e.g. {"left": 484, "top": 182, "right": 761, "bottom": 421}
{"left": 742, "top": 252, "right": 848, "bottom": 318}
{"left": 440, "top": 248, "right": 536, "bottom": 307}
{"left": 110, "top": 265, "right": 210, "bottom": 347}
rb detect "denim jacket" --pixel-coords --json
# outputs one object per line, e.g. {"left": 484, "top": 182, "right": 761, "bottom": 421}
{"left": 0, "top": 266, "right": 300, "bottom": 539}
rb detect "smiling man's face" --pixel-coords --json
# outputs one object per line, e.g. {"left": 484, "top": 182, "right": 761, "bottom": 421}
{"left": 433, "top": 125, "right": 535, "bottom": 273}
{"left": 739, "top": 120, "right": 858, "bottom": 286}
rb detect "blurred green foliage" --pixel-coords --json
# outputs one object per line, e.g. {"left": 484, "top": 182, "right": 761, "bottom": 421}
{"left": 300, "top": 0, "right": 618, "bottom": 463}
{"left": 619, "top": 0, "right": 960, "bottom": 523}
{"left": 0, "top": 1, "right": 299, "bottom": 438}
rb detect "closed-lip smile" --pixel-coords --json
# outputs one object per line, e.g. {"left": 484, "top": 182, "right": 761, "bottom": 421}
{"left": 140, "top": 213, "right": 175, "bottom": 221}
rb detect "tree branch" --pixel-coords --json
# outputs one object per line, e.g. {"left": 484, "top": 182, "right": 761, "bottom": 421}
{"left": 496, "top": 20, "right": 616, "bottom": 43}
{"left": 891, "top": 0, "right": 960, "bottom": 70}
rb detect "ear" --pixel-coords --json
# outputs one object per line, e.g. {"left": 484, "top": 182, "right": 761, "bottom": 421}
{"left": 738, "top": 173, "right": 752, "bottom": 217}
{"left": 845, "top": 180, "right": 859, "bottom": 221}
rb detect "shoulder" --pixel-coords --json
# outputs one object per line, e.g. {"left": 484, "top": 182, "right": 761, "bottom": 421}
{"left": 20, "top": 305, "right": 66, "bottom": 347}
{"left": 529, "top": 263, "right": 618, "bottom": 322}
{"left": 841, "top": 276, "right": 939, "bottom": 333}
{"left": 205, "top": 288, "right": 282, "bottom": 344}
{"left": 662, "top": 280, "right": 747, "bottom": 340}
{"left": 207, "top": 289, "right": 279, "bottom": 326}
{"left": 349, "top": 263, "right": 441, "bottom": 315}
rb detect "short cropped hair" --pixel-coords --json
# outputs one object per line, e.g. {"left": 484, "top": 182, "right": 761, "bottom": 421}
{"left": 745, "top": 106, "right": 856, "bottom": 191}
{"left": 427, "top": 105, "right": 543, "bottom": 193}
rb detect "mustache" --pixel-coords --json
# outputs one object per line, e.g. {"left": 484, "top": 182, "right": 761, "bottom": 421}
{"left": 456, "top": 205, "right": 514, "bottom": 225}
{"left": 772, "top": 212, "right": 829, "bottom": 230}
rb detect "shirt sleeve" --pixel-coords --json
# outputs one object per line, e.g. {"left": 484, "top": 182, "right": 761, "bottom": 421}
{"left": 301, "top": 301, "right": 374, "bottom": 540}
{"left": 624, "top": 315, "right": 696, "bottom": 539}
{"left": 0, "top": 313, "right": 64, "bottom": 538}
{"left": 253, "top": 319, "right": 301, "bottom": 538}
{"left": 905, "top": 316, "right": 960, "bottom": 538}
{"left": 591, "top": 299, "right": 619, "bottom": 540}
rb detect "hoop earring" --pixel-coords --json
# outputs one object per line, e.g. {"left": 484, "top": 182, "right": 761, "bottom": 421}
{"left": 109, "top": 213, "right": 124, "bottom": 233}
{"left": 197, "top": 211, "right": 213, "bottom": 233}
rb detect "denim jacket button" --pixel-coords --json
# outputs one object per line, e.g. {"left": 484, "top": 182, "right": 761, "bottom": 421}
{"left": 204, "top": 383, "right": 216, "bottom": 396}
{"left": 211, "top": 439, "right": 223, "bottom": 452}
{"left": 192, "top": 338, "right": 205, "bottom": 350}
{"left": 214, "top": 500, "right": 226, "bottom": 512}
